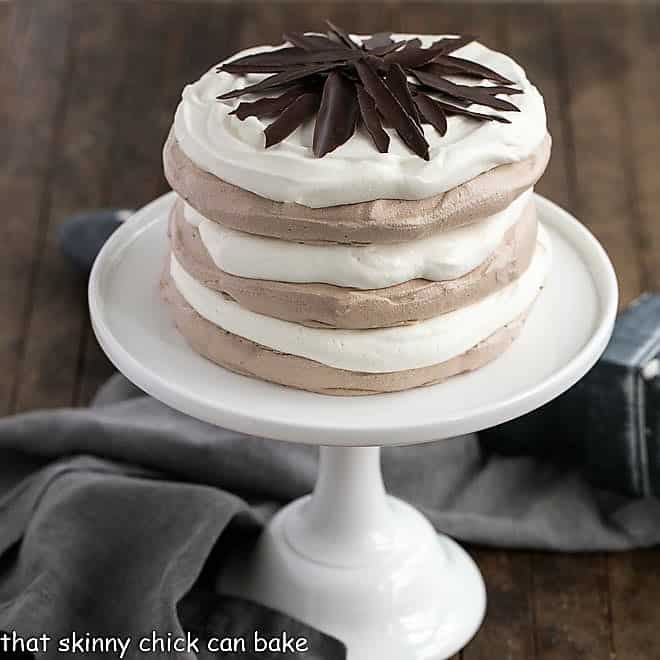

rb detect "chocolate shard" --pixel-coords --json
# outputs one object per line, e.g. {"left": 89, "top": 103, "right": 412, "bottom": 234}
{"left": 313, "top": 72, "right": 359, "bottom": 157}
{"left": 428, "top": 35, "right": 475, "bottom": 54}
{"left": 419, "top": 64, "right": 520, "bottom": 95}
{"left": 414, "top": 68, "right": 520, "bottom": 112}
{"left": 428, "top": 54, "right": 515, "bottom": 85}
{"left": 409, "top": 81, "right": 472, "bottom": 107}
{"left": 220, "top": 46, "right": 305, "bottom": 72}
{"left": 363, "top": 52, "right": 388, "bottom": 73}
{"left": 436, "top": 98, "right": 511, "bottom": 123}
{"left": 221, "top": 63, "right": 289, "bottom": 74}
{"left": 382, "top": 35, "right": 473, "bottom": 68}
{"left": 362, "top": 32, "right": 394, "bottom": 50}
{"left": 217, "top": 62, "right": 340, "bottom": 100}
{"left": 368, "top": 41, "right": 406, "bottom": 57}
{"left": 384, "top": 44, "right": 425, "bottom": 68}
{"left": 414, "top": 93, "right": 447, "bottom": 136}
{"left": 482, "top": 85, "right": 523, "bottom": 96}
{"left": 221, "top": 47, "right": 361, "bottom": 74}
{"left": 355, "top": 59, "right": 429, "bottom": 159}
{"left": 384, "top": 63, "right": 421, "bottom": 126}
{"left": 283, "top": 32, "right": 344, "bottom": 52}
{"left": 325, "top": 19, "right": 360, "bottom": 50}
{"left": 264, "top": 92, "right": 320, "bottom": 147}
{"left": 385, "top": 39, "right": 466, "bottom": 68}
{"left": 230, "top": 87, "right": 307, "bottom": 120}
{"left": 356, "top": 86, "right": 390, "bottom": 152}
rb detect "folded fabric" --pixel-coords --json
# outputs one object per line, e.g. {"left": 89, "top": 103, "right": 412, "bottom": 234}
{"left": 57, "top": 209, "right": 133, "bottom": 272}
{"left": 482, "top": 292, "right": 660, "bottom": 497}
{"left": 0, "top": 378, "right": 346, "bottom": 659}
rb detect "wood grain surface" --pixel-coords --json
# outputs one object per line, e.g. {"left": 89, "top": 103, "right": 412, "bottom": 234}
{"left": 1, "top": 2, "right": 659, "bottom": 657}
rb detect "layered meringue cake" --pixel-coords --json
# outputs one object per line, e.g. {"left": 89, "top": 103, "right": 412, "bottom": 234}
{"left": 162, "top": 25, "right": 551, "bottom": 395}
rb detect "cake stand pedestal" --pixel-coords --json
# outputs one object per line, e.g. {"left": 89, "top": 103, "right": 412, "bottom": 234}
{"left": 219, "top": 444, "right": 486, "bottom": 659}
{"left": 89, "top": 192, "right": 617, "bottom": 660}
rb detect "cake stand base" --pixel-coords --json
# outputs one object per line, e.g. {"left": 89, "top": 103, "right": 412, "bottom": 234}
{"left": 218, "top": 446, "right": 485, "bottom": 660}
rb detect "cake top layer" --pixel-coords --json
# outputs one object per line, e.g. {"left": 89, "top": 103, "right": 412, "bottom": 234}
{"left": 173, "top": 30, "right": 547, "bottom": 208}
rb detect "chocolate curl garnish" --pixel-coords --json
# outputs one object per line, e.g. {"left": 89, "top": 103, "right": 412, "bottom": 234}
{"left": 427, "top": 35, "right": 475, "bottom": 54}
{"left": 357, "top": 86, "right": 389, "bottom": 153}
{"left": 414, "top": 94, "right": 448, "bottom": 136}
{"left": 218, "top": 62, "right": 340, "bottom": 100}
{"left": 436, "top": 98, "right": 511, "bottom": 124}
{"left": 217, "top": 22, "right": 522, "bottom": 158}
{"left": 414, "top": 69, "right": 521, "bottom": 112}
{"left": 355, "top": 58, "right": 429, "bottom": 160}
{"left": 384, "top": 36, "right": 473, "bottom": 68}
{"left": 368, "top": 41, "right": 407, "bottom": 57}
{"left": 283, "top": 32, "right": 344, "bottom": 52}
{"left": 384, "top": 63, "right": 422, "bottom": 126}
{"left": 230, "top": 87, "right": 308, "bottom": 120}
{"left": 362, "top": 32, "right": 395, "bottom": 51}
{"left": 264, "top": 92, "right": 320, "bottom": 147}
{"left": 325, "top": 19, "right": 360, "bottom": 50}
{"left": 429, "top": 55, "right": 515, "bottom": 85}
{"left": 313, "top": 72, "right": 359, "bottom": 157}
{"left": 222, "top": 47, "right": 363, "bottom": 74}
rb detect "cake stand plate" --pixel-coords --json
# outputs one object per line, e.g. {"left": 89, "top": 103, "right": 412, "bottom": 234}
{"left": 89, "top": 192, "right": 617, "bottom": 660}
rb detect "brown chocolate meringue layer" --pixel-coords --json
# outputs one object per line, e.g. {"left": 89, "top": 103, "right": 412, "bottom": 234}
{"left": 161, "top": 269, "right": 531, "bottom": 396}
{"left": 164, "top": 130, "right": 551, "bottom": 244}
{"left": 169, "top": 197, "right": 537, "bottom": 329}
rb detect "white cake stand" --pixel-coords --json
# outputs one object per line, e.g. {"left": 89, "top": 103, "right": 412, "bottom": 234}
{"left": 89, "top": 191, "right": 617, "bottom": 660}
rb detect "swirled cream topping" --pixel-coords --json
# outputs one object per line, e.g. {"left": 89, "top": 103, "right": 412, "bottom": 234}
{"left": 173, "top": 35, "right": 547, "bottom": 208}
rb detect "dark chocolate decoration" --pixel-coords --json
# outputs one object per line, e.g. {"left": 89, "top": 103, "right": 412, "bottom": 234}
{"left": 217, "top": 21, "right": 522, "bottom": 157}
{"left": 413, "top": 69, "right": 521, "bottom": 112}
{"left": 363, "top": 32, "right": 395, "bottom": 51}
{"left": 356, "top": 86, "right": 390, "bottom": 153}
{"left": 326, "top": 20, "right": 361, "bottom": 50}
{"left": 230, "top": 86, "right": 308, "bottom": 120}
{"left": 428, "top": 55, "right": 515, "bottom": 85}
{"left": 217, "top": 62, "right": 340, "bottom": 100}
{"left": 222, "top": 48, "right": 362, "bottom": 74}
{"left": 434, "top": 98, "right": 512, "bottom": 124}
{"left": 413, "top": 94, "right": 448, "bottom": 136}
{"left": 282, "top": 32, "right": 343, "bottom": 52}
{"left": 355, "top": 59, "right": 429, "bottom": 159}
{"left": 263, "top": 92, "right": 319, "bottom": 147}
{"left": 385, "top": 63, "right": 421, "bottom": 124}
{"left": 313, "top": 71, "right": 359, "bottom": 157}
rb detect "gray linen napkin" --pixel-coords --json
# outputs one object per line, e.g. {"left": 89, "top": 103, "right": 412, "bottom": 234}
{"left": 0, "top": 376, "right": 346, "bottom": 659}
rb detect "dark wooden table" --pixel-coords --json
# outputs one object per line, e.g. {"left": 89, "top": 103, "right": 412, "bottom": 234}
{"left": 2, "top": 1, "right": 659, "bottom": 657}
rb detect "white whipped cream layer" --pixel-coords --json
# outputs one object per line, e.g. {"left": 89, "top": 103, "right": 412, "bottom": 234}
{"left": 185, "top": 190, "right": 531, "bottom": 289}
{"left": 173, "top": 35, "right": 547, "bottom": 208}
{"left": 170, "top": 225, "right": 550, "bottom": 373}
